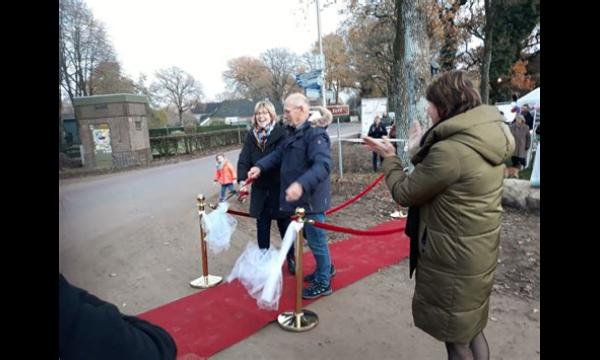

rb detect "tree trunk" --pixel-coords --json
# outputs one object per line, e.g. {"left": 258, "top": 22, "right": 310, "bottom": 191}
{"left": 393, "top": 0, "right": 431, "bottom": 164}
{"left": 480, "top": 0, "right": 494, "bottom": 104}
{"left": 59, "top": 90, "right": 64, "bottom": 154}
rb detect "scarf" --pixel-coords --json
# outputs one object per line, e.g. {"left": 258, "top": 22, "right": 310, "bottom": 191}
{"left": 253, "top": 123, "right": 274, "bottom": 150}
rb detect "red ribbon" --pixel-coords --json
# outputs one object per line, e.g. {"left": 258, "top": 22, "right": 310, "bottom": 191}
{"left": 309, "top": 220, "right": 405, "bottom": 236}
{"left": 237, "top": 177, "right": 254, "bottom": 202}
{"left": 226, "top": 174, "right": 392, "bottom": 237}
{"left": 225, "top": 209, "right": 252, "bottom": 218}
{"left": 325, "top": 174, "right": 384, "bottom": 216}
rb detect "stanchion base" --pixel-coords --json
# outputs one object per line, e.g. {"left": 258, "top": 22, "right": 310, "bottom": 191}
{"left": 277, "top": 310, "right": 319, "bottom": 332}
{"left": 189, "top": 275, "right": 222, "bottom": 289}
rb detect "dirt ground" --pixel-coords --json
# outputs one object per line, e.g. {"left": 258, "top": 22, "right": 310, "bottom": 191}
{"left": 207, "top": 144, "right": 539, "bottom": 359}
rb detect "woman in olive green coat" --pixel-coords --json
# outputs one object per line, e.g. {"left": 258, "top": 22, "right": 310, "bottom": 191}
{"left": 365, "top": 70, "right": 515, "bottom": 360}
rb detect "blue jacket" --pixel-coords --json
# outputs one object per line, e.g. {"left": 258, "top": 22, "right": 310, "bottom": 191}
{"left": 256, "top": 120, "right": 331, "bottom": 215}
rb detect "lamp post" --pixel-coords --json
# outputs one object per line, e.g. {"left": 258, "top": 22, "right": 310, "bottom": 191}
{"left": 315, "top": 0, "right": 343, "bottom": 178}
{"left": 316, "top": 0, "right": 325, "bottom": 108}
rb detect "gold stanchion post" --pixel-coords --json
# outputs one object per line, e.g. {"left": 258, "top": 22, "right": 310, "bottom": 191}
{"left": 190, "top": 194, "right": 222, "bottom": 289}
{"left": 277, "top": 207, "right": 319, "bottom": 332}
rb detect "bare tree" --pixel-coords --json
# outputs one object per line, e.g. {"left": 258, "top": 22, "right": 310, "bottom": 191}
{"left": 133, "top": 73, "right": 157, "bottom": 107}
{"left": 260, "top": 48, "right": 301, "bottom": 107}
{"left": 312, "top": 33, "right": 355, "bottom": 104}
{"left": 152, "top": 67, "right": 203, "bottom": 125}
{"left": 59, "top": 0, "right": 116, "bottom": 103}
{"left": 91, "top": 61, "right": 136, "bottom": 95}
{"left": 345, "top": 14, "right": 395, "bottom": 100}
{"left": 222, "top": 57, "right": 272, "bottom": 101}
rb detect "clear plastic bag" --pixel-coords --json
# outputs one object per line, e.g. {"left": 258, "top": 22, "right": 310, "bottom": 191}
{"left": 227, "top": 221, "right": 302, "bottom": 311}
{"left": 201, "top": 202, "right": 237, "bottom": 254}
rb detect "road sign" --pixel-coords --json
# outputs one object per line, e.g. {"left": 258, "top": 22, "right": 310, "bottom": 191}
{"left": 295, "top": 70, "right": 323, "bottom": 89}
{"left": 326, "top": 105, "right": 349, "bottom": 116}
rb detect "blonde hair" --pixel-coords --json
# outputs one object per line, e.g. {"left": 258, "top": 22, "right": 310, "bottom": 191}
{"left": 252, "top": 100, "right": 277, "bottom": 128}
{"left": 515, "top": 114, "right": 525, "bottom": 123}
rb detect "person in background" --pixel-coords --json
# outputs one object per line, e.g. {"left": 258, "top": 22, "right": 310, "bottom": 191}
{"left": 509, "top": 114, "right": 531, "bottom": 176}
{"left": 367, "top": 115, "right": 388, "bottom": 172}
{"left": 521, "top": 104, "right": 534, "bottom": 130}
{"left": 214, "top": 153, "right": 237, "bottom": 202}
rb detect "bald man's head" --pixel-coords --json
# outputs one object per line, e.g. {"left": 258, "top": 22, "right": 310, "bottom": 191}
{"left": 284, "top": 93, "right": 310, "bottom": 128}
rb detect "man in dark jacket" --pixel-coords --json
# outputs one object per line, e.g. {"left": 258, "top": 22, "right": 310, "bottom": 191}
{"left": 521, "top": 104, "right": 534, "bottom": 130}
{"left": 59, "top": 274, "right": 177, "bottom": 360}
{"left": 367, "top": 115, "right": 388, "bottom": 171}
{"left": 247, "top": 93, "right": 334, "bottom": 300}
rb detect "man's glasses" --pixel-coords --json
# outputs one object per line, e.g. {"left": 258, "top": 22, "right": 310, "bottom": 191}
{"left": 284, "top": 106, "right": 301, "bottom": 114}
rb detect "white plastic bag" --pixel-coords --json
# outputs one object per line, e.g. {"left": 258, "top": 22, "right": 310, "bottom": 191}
{"left": 227, "top": 243, "right": 278, "bottom": 298}
{"left": 227, "top": 221, "right": 302, "bottom": 311}
{"left": 201, "top": 202, "right": 237, "bottom": 254}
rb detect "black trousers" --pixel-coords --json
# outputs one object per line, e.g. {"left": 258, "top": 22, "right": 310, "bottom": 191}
{"left": 372, "top": 152, "right": 384, "bottom": 171}
{"left": 257, "top": 213, "right": 294, "bottom": 258}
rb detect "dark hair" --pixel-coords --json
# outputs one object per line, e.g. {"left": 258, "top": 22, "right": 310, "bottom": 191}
{"left": 425, "top": 70, "right": 482, "bottom": 121}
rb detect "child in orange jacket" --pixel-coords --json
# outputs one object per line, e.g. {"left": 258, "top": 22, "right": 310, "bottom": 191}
{"left": 214, "top": 153, "right": 237, "bottom": 202}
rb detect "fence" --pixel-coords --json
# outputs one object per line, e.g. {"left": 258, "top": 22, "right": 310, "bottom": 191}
{"left": 150, "top": 129, "right": 248, "bottom": 157}
{"left": 149, "top": 124, "right": 247, "bottom": 137}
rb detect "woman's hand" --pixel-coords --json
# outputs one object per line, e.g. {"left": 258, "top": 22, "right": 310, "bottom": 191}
{"left": 363, "top": 136, "right": 396, "bottom": 158}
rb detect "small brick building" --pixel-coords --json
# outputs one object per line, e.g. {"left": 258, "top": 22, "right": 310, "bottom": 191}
{"left": 72, "top": 94, "right": 152, "bottom": 168}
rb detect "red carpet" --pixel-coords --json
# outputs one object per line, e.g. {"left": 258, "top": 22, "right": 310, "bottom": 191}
{"left": 139, "top": 219, "right": 409, "bottom": 359}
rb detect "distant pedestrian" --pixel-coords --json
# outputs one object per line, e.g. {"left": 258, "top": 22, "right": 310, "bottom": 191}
{"left": 214, "top": 153, "right": 237, "bottom": 202}
{"left": 367, "top": 115, "right": 388, "bottom": 171}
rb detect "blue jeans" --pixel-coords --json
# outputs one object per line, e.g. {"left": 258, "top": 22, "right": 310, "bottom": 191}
{"left": 219, "top": 183, "right": 235, "bottom": 202}
{"left": 304, "top": 213, "right": 332, "bottom": 285}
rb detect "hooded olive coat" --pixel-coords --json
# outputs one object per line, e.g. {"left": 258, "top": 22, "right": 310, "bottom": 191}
{"left": 381, "top": 105, "right": 515, "bottom": 343}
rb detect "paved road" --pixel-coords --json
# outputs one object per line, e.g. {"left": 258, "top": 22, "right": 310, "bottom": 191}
{"left": 59, "top": 123, "right": 361, "bottom": 306}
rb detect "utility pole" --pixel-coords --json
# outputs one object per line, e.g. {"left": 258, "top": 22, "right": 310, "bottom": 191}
{"left": 316, "top": 0, "right": 343, "bottom": 177}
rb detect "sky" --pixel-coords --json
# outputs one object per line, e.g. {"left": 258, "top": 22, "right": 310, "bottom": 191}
{"left": 84, "top": 0, "right": 347, "bottom": 101}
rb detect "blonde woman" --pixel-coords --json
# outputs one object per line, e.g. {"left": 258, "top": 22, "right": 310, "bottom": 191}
{"left": 237, "top": 100, "right": 295, "bottom": 274}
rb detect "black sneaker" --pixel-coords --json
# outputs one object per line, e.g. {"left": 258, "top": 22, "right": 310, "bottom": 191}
{"left": 302, "top": 280, "right": 332, "bottom": 299}
{"left": 303, "top": 265, "right": 336, "bottom": 283}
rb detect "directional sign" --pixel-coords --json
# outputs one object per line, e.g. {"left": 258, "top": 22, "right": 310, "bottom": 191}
{"left": 295, "top": 70, "right": 323, "bottom": 89}
{"left": 327, "top": 105, "right": 349, "bottom": 116}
